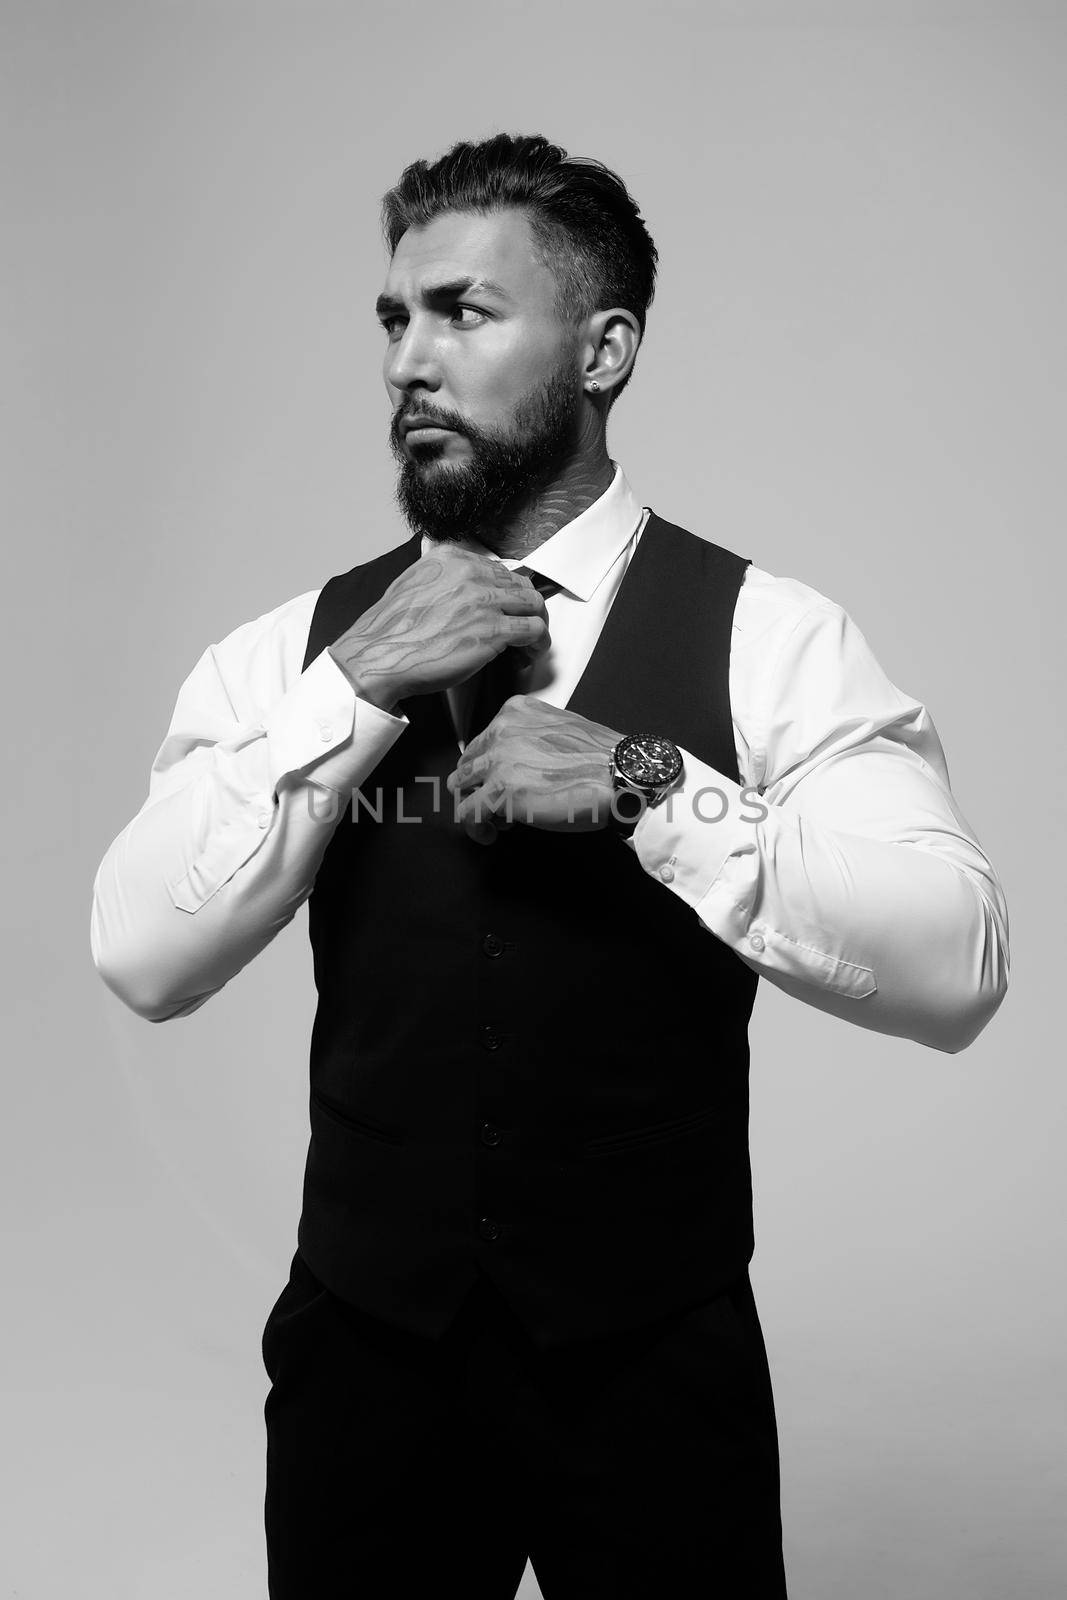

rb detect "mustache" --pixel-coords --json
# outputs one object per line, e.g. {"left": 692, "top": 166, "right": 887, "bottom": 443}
{"left": 389, "top": 401, "right": 473, "bottom": 449}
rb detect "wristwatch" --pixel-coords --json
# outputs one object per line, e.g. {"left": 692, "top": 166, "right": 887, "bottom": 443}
{"left": 608, "top": 734, "right": 684, "bottom": 829}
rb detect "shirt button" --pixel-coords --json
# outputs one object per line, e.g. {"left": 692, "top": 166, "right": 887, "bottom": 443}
{"left": 482, "top": 933, "right": 505, "bottom": 958}
{"left": 481, "top": 1027, "right": 502, "bottom": 1052}
{"left": 480, "top": 1121, "right": 503, "bottom": 1148}
{"left": 479, "top": 1217, "right": 502, "bottom": 1242}
{"left": 659, "top": 863, "right": 675, "bottom": 883}
{"left": 749, "top": 933, "right": 766, "bottom": 953}
{"left": 256, "top": 810, "right": 271, "bottom": 829}
{"left": 318, "top": 721, "right": 332, "bottom": 742}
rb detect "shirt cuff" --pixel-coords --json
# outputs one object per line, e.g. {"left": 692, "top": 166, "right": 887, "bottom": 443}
{"left": 630, "top": 752, "right": 877, "bottom": 999}
{"left": 264, "top": 648, "right": 407, "bottom": 797}
{"left": 630, "top": 751, "right": 757, "bottom": 909}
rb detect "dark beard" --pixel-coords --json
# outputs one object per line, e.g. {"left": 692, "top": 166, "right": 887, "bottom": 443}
{"left": 389, "top": 362, "right": 580, "bottom": 549}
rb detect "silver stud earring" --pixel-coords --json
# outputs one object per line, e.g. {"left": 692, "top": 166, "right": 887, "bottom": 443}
{"left": 590, "top": 381, "right": 600, "bottom": 393}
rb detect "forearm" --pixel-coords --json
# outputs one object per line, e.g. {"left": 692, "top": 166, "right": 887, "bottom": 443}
{"left": 632, "top": 757, "right": 1009, "bottom": 1053}
{"left": 91, "top": 651, "right": 406, "bottom": 1020}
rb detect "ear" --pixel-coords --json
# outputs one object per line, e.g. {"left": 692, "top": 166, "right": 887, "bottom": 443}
{"left": 581, "top": 309, "right": 642, "bottom": 400}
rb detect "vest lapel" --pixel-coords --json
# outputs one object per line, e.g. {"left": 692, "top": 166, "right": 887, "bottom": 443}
{"left": 568, "top": 513, "right": 748, "bottom": 782}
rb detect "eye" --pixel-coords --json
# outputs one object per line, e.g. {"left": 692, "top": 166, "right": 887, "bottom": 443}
{"left": 379, "top": 315, "right": 407, "bottom": 339}
{"left": 451, "top": 305, "right": 488, "bottom": 327}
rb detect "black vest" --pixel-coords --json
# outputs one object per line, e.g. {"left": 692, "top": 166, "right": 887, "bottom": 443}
{"left": 297, "top": 514, "right": 758, "bottom": 1345}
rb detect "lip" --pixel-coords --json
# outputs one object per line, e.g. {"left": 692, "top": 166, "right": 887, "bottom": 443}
{"left": 400, "top": 415, "right": 458, "bottom": 439}
{"left": 403, "top": 425, "right": 457, "bottom": 444}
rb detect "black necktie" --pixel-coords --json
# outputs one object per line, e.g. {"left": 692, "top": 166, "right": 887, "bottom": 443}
{"left": 464, "top": 567, "right": 560, "bottom": 742}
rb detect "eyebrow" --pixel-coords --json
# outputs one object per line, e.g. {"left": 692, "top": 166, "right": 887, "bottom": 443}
{"left": 375, "top": 276, "right": 512, "bottom": 318}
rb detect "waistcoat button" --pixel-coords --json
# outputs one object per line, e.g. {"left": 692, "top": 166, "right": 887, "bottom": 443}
{"left": 479, "top": 1217, "right": 502, "bottom": 1242}
{"left": 480, "top": 1027, "right": 502, "bottom": 1051}
{"left": 480, "top": 1121, "right": 503, "bottom": 1147}
{"left": 482, "top": 933, "right": 505, "bottom": 958}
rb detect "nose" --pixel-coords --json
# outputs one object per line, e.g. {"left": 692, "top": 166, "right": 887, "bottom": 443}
{"left": 383, "top": 312, "right": 440, "bottom": 399}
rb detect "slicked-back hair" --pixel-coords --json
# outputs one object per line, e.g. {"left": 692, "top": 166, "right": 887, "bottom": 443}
{"left": 381, "top": 133, "right": 658, "bottom": 398}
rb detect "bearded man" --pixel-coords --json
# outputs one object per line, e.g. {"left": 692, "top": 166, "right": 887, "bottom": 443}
{"left": 92, "top": 133, "right": 1008, "bottom": 1598}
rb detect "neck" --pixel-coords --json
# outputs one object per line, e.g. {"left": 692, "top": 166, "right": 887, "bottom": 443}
{"left": 473, "top": 415, "right": 613, "bottom": 560}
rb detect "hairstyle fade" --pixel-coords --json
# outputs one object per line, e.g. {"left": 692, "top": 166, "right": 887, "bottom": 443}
{"left": 382, "top": 133, "right": 658, "bottom": 394}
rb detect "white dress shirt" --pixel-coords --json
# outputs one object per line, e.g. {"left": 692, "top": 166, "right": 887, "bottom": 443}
{"left": 91, "top": 467, "right": 1008, "bottom": 1049}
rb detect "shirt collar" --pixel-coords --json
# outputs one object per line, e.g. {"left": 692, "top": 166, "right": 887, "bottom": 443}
{"left": 419, "top": 464, "right": 644, "bottom": 603}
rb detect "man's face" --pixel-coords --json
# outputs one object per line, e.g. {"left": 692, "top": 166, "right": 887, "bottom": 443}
{"left": 377, "top": 208, "right": 583, "bottom": 544}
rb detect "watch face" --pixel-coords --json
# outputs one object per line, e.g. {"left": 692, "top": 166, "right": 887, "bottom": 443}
{"left": 616, "top": 735, "right": 683, "bottom": 788}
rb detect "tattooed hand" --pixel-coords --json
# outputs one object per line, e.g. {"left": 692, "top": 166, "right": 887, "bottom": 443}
{"left": 327, "top": 548, "right": 550, "bottom": 711}
{"left": 446, "top": 696, "right": 622, "bottom": 845}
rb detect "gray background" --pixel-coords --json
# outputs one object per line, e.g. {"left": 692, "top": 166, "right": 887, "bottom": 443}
{"left": 3, "top": 2, "right": 1064, "bottom": 1595}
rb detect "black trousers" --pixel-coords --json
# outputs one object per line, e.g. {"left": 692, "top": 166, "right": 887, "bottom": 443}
{"left": 262, "top": 1252, "right": 787, "bottom": 1598}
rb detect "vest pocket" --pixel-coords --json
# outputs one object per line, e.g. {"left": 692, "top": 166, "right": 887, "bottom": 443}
{"left": 583, "top": 1103, "right": 720, "bottom": 1158}
{"left": 309, "top": 1088, "right": 403, "bottom": 1147}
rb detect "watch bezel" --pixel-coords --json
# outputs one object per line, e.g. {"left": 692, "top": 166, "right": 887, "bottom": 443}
{"left": 612, "top": 734, "right": 684, "bottom": 797}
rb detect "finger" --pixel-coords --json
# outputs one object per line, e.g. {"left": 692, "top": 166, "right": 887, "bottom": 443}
{"left": 456, "top": 721, "right": 495, "bottom": 763}
{"left": 454, "top": 780, "right": 511, "bottom": 832}
{"left": 462, "top": 802, "right": 515, "bottom": 845}
{"left": 498, "top": 585, "right": 549, "bottom": 617}
{"left": 499, "top": 613, "right": 550, "bottom": 653}
{"left": 463, "top": 815, "right": 501, "bottom": 846}
{"left": 512, "top": 640, "right": 544, "bottom": 670}
{"left": 447, "top": 751, "right": 490, "bottom": 794}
